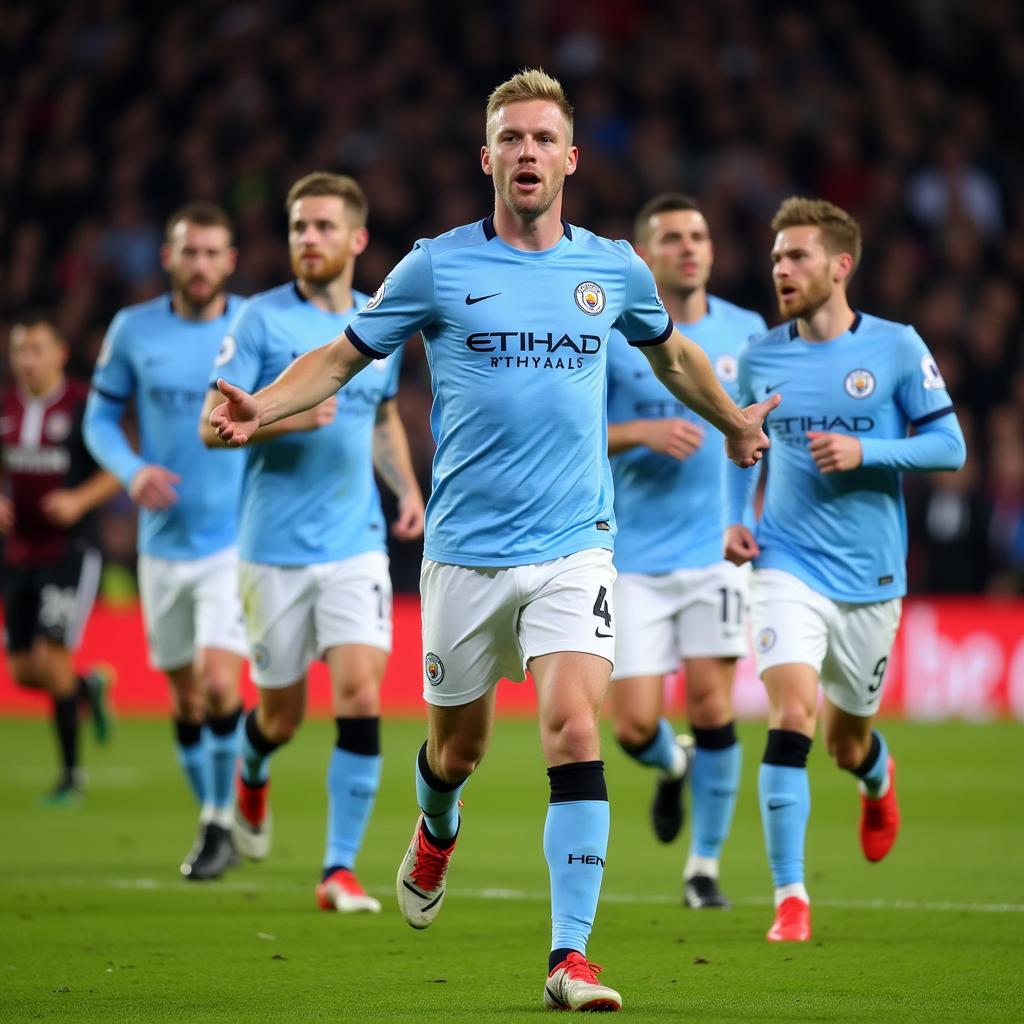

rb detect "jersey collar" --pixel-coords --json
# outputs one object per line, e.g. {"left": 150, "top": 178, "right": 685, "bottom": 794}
{"left": 481, "top": 216, "right": 573, "bottom": 242}
{"left": 787, "top": 311, "right": 862, "bottom": 340}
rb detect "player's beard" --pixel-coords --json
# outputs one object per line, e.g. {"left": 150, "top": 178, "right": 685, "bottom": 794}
{"left": 500, "top": 169, "right": 564, "bottom": 222}
{"left": 777, "top": 270, "right": 833, "bottom": 320}
{"left": 292, "top": 249, "right": 349, "bottom": 285}
{"left": 173, "top": 271, "right": 228, "bottom": 313}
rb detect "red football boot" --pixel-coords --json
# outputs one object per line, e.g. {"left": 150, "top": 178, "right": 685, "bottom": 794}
{"left": 860, "top": 756, "right": 900, "bottom": 863}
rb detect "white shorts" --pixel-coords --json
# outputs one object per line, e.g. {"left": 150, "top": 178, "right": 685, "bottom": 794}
{"left": 138, "top": 547, "right": 248, "bottom": 671}
{"left": 749, "top": 568, "right": 902, "bottom": 717}
{"left": 239, "top": 550, "right": 392, "bottom": 688}
{"left": 611, "top": 561, "right": 750, "bottom": 679}
{"left": 420, "top": 547, "right": 617, "bottom": 707}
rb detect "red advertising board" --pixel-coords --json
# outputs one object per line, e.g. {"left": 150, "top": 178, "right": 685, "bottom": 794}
{"left": 1, "top": 597, "right": 1021, "bottom": 719}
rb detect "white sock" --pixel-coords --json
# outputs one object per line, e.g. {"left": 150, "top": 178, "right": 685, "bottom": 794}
{"left": 684, "top": 854, "right": 719, "bottom": 881}
{"left": 213, "top": 806, "right": 234, "bottom": 829}
{"left": 775, "top": 882, "right": 809, "bottom": 906}
{"left": 199, "top": 802, "right": 216, "bottom": 826}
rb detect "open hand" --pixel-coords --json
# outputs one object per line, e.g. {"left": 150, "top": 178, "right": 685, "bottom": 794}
{"left": 209, "top": 378, "right": 260, "bottom": 446}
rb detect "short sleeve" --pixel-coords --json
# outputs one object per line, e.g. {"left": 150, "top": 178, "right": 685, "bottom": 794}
{"left": 345, "top": 244, "right": 435, "bottom": 358}
{"left": 91, "top": 311, "right": 136, "bottom": 401}
{"left": 381, "top": 345, "right": 405, "bottom": 400}
{"left": 613, "top": 248, "right": 672, "bottom": 347}
{"left": 895, "top": 327, "right": 955, "bottom": 426}
{"left": 212, "top": 300, "right": 264, "bottom": 393}
{"left": 735, "top": 343, "right": 755, "bottom": 407}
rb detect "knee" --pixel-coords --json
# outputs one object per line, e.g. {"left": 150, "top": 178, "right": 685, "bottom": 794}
{"left": 612, "top": 713, "right": 656, "bottom": 751}
{"left": 334, "top": 674, "right": 382, "bottom": 718}
{"left": 431, "top": 738, "right": 485, "bottom": 783}
{"left": 545, "top": 711, "right": 601, "bottom": 763}
{"left": 687, "top": 686, "right": 732, "bottom": 729}
{"left": 260, "top": 707, "right": 303, "bottom": 745}
{"left": 197, "top": 667, "right": 239, "bottom": 712}
{"left": 826, "top": 735, "right": 867, "bottom": 772}
{"left": 173, "top": 687, "right": 206, "bottom": 723}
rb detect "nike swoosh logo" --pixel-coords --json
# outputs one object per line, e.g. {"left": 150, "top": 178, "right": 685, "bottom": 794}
{"left": 765, "top": 380, "right": 787, "bottom": 393}
{"left": 595, "top": 628, "right": 614, "bottom": 639}
{"left": 767, "top": 799, "right": 790, "bottom": 811}
{"left": 465, "top": 292, "right": 500, "bottom": 305}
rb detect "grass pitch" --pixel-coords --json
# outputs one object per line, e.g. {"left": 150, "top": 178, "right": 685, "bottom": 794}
{"left": 1, "top": 716, "right": 1022, "bottom": 1023}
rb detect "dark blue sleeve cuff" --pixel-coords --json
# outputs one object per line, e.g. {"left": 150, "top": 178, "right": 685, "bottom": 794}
{"left": 91, "top": 385, "right": 130, "bottom": 403}
{"left": 627, "top": 316, "right": 674, "bottom": 348}
{"left": 345, "top": 325, "right": 388, "bottom": 360}
{"left": 912, "top": 405, "right": 955, "bottom": 428}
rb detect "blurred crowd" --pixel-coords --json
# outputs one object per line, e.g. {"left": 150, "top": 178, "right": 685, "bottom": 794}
{"left": 1, "top": 0, "right": 1022, "bottom": 594}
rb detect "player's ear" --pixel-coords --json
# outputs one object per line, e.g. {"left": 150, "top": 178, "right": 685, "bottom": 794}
{"left": 159, "top": 243, "right": 173, "bottom": 274}
{"left": 481, "top": 145, "right": 493, "bottom": 177}
{"left": 564, "top": 145, "right": 578, "bottom": 177}
{"left": 350, "top": 226, "right": 369, "bottom": 257}
{"left": 833, "top": 251, "right": 854, "bottom": 284}
{"left": 225, "top": 246, "right": 239, "bottom": 275}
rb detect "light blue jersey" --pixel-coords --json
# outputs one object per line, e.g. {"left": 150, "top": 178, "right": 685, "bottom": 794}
{"left": 608, "top": 296, "right": 767, "bottom": 574}
{"left": 728, "top": 313, "right": 966, "bottom": 602}
{"left": 344, "top": 218, "right": 671, "bottom": 567}
{"left": 84, "top": 294, "right": 245, "bottom": 560}
{"left": 217, "top": 282, "right": 402, "bottom": 566}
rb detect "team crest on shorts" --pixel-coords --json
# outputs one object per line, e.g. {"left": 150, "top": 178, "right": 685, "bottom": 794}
{"left": 844, "top": 368, "right": 875, "bottom": 399}
{"left": 424, "top": 652, "right": 445, "bottom": 686}
{"left": 755, "top": 628, "right": 777, "bottom": 653}
{"left": 252, "top": 644, "right": 271, "bottom": 671}
{"left": 364, "top": 280, "right": 387, "bottom": 311}
{"left": 716, "top": 354, "right": 738, "bottom": 382}
{"left": 574, "top": 281, "right": 606, "bottom": 316}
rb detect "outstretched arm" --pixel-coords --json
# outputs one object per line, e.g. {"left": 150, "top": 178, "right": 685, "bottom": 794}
{"left": 373, "top": 398, "right": 425, "bottom": 541}
{"left": 208, "top": 333, "right": 371, "bottom": 446}
{"left": 641, "top": 329, "right": 779, "bottom": 468}
{"left": 199, "top": 388, "right": 338, "bottom": 447}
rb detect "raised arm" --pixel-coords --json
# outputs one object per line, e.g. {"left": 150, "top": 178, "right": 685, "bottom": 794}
{"left": 208, "top": 332, "right": 370, "bottom": 447}
{"left": 372, "top": 398, "right": 425, "bottom": 541}
{"left": 641, "top": 329, "right": 779, "bottom": 468}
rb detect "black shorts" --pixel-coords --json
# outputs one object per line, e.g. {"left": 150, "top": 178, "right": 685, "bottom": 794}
{"left": 2, "top": 546, "right": 103, "bottom": 653}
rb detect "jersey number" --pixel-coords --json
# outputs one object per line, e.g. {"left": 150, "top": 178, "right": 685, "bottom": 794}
{"left": 593, "top": 586, "right": 612, "bottom": 636}
{"left": 867, "top": 656, "right": 888, "bottom": 694}
{"left": 718, "top": 587, "right": 744, "bottom": 627}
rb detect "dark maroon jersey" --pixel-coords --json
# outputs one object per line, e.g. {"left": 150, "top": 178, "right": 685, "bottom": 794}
{"left": 1, "top": 378, "right": 101, "bottom": 566}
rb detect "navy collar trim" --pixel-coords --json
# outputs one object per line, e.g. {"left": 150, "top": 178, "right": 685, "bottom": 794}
{"left": 788, "top": 311, "right": 862, "bottom": 340}
{"left": 482, "top": 216, "right": 572, "bottom": 242}
{"left": 293, "top": 281, "right": 307, "bottom": 303}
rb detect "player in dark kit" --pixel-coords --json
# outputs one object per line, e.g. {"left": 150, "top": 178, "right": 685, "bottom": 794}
{"left": 1, "top": 314, "right": 119, "bottom": 802}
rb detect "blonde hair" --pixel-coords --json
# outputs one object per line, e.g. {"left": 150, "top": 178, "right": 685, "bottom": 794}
{"left": 485, "top": 68, "right": 574, "bottom": 144}
{"left": 771, "top": 197, "right": 862, "bottom": 274}
{"left": 285, "top": 171, "right": 368, "bottom": 227}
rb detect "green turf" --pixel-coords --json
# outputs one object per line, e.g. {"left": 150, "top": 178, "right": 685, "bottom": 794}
{"left": 1, "top": 717, "right": 1022, "bottom": 1022}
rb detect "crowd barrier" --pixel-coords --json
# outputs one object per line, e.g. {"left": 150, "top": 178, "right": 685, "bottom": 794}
{"left": 1, "top": 596, "right": 1021, "bottom": 719}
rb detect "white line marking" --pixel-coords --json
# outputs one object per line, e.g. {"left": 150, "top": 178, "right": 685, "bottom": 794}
{"left": 19, "top": 879, "right": 1005, "bottom": 914}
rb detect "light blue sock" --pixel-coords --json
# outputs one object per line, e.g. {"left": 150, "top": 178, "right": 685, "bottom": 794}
{"left": 545, "top": 762, "right": 610, "bottom": 956}
{"left": 324, "top": 748, "right": 382, "bottom": 870}
{"left": 623, "top": 717, "right": 677, "bottom": 774}
{"left": 415, "top": 743, "right": 465, "bottom": 842}
{"left": 758, "top": 763, "right": 810, "bottom": 887}
{"left": 859, "top": 731, "right": 890, "bottom": 797}
{"left": 175, "top": 734, "right": 207, "bottom": 806}
{"left": 690, "top": 741, "right": 742, "bottom": 859}
{"left": 207, "top": 719, "right": 242, "bottom": 813}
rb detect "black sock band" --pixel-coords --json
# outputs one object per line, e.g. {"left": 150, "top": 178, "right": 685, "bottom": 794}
{"left": 335, "top": 716, "right": 380, "bottom": 755}
{"left": 618, "top": 730, "right": 660, "bottom": 758}
{"left": 547, "top": 760, "right": 607, "bottom": 803}
{"left": 207, "top": 706, "right": 243, "bottom": 737}
{"left": 53, "top": 694, "right": 79, "bottom": 775}
{"left": 692, "top": 721, "right": 737, "bottom": 750}
{"left": 174, "top": 719, "right": 202, "bottom": 748}
{"left": 763, "top": 729, "right": 812, "bottom": 768}
{"left": 852, "top": 732, "right": 882, "bottom": 779}
{"left": 76, "top": 675, "right": 89, "bottom": 701}
{"left": 244, "top": 710, "right": 281, "bottom": 757}
{"left": 549, "top": 947, "right": 580, "bottom": 972}
{"left": 417, "top": 741, "right": 464, "bottom": 792}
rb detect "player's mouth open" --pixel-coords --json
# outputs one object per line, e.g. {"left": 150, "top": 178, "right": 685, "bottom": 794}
{"left": 514, "top": 172, "right": 541, "bottom": 189}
